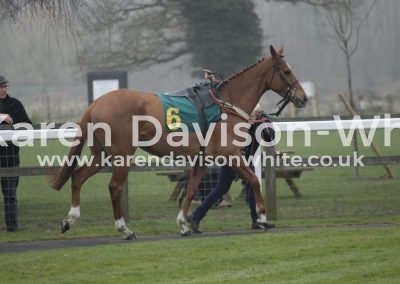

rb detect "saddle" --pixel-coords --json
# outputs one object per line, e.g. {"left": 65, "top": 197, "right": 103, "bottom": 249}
{"left": 157, "top": 73, "right": 222, "bottom": 132}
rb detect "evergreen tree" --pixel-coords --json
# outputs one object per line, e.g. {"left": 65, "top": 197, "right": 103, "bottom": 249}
{"left": 180, "top": 0, "right": 263, "bottom": 76}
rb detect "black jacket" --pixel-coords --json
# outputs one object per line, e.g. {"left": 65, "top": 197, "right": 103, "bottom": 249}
{"left": 0, "top": 94, "right": 32, "bottom": 166}
{"left": 0, "top": 95, "right": 32, "bottom": 125}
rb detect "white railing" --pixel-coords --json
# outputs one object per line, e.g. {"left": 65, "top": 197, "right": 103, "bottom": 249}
{"left": 1, "top": 116, "right": 400, "bottom": 142}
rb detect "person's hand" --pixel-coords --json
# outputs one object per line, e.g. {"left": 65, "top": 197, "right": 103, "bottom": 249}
{"left": 254, "top": 109, "right": 263, "bottom": 119}
{"left": 0, "top": 113, "right": 13, "bottom": 124}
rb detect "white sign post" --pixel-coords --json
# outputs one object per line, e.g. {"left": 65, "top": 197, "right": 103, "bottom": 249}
{"left": 92, "top": 79, "right": 120, "bottom": 101}
{"left": 87, "top": 71, "right": 128, "bottom": 104}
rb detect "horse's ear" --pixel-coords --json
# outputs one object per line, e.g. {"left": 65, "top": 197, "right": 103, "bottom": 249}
{"left": 277, "top": 46, "right": 284, "bottom": 55}
{"left": 270, "top": 45, "right": 282, "bottom": 59}
{"left": 270, "top": 45, "right": 277, "bottom": 57}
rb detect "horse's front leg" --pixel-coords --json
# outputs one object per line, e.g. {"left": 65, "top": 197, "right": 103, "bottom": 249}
{"left": 245, "top": 173, "right": 268, "bottom": 223}
{"left": 176, "top": 166, "right": 206, "bottom": 236}
{"left": 233, "top": 164, "right": 268, "bottom": 224}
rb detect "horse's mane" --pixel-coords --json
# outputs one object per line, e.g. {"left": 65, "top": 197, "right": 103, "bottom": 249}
{"left": 223, "top": 52, "right": 286, "bottom": 85}
{"left": 224, "top": 57, "right": 266, "bottom": 84}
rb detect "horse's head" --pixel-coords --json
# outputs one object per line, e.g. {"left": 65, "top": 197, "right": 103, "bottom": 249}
{"left": 268, "top": 45, "right": 308, "bottom": 108}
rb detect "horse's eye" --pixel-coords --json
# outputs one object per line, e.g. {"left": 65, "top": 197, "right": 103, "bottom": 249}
{"left": 284, "top": 69, "right": 291, "bottom": 75}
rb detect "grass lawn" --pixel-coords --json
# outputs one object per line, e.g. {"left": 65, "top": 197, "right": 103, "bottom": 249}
{"left": 0, "top": 126, "right": 399, "bottom": 283}
{"left": 0, "top": 226, "right": 399, "bottom": 283}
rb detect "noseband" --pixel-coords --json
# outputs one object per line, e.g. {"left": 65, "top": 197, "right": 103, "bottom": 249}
{"left": 268, "top": 59, "right": 299, "bottom": 116}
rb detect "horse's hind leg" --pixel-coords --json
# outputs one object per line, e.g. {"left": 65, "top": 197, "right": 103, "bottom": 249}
{"left": 176, "top": 166, "right": 206, "bottom": 236}
{"left": 109, "top": 165, "right": 135, "bottom": 240}
{"left": 61, "top": 151, "right": 103, "bottom": 233}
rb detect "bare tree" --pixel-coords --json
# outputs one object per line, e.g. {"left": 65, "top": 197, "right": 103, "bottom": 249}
{"left": 275, "top": 0, "right": 377, "bottom": 177}
{"left": 274, "top": 0, "right": 376, "bottom": 108}
{"left": 316, "top": 0, "right": 377, "bottom": 108}
{"left": 315, "top": 0, "right": 377, "bottom": 178}
{"left": 0, "top": 0, "right": 87, "bottom": 31}
{"left": 76, "top": 0, "right": 188, "bottom": 70}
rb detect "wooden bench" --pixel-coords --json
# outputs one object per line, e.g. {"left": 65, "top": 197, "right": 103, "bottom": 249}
{"left": 273, "top": 150, "right": 313, "bottom": 197}
{"left": 157, "top": 165, "right": 313, "bottom": 201}
{"left": 156, "top": 170, "right": 192, "bottom": 201}
{"left": 274, "top": 166, "right": 313, "bottom": 197}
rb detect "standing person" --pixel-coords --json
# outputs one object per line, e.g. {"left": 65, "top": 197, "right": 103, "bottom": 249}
{"left": 189, "top": 106, "right": 275, "bottom": 233}
{"left": 0, "top": 75, "right": 32, "bottom": 232}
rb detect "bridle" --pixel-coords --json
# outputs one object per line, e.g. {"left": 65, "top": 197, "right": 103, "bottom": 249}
{"left": 207, "top": 56, "right": 301, "bottom": 121}
{"left": 267, "top": 58, "right": 299, "bottom": 117}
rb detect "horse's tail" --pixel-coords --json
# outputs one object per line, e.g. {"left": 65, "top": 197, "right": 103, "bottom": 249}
{"left": 50, "top": 103, "right": 93, "bottom": 191}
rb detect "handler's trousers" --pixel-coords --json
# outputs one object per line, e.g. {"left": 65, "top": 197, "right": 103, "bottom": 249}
{"left": 2, "top": 176, "right": 19, "bottom": 232}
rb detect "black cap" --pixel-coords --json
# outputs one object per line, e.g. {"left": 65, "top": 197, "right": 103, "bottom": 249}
{"left": 0, "top": 75, "right": 8, "bottom": 85}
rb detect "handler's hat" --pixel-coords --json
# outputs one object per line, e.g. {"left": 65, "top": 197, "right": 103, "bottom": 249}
{"left": 0, "top": 75, "right": 8, "bottom": 85}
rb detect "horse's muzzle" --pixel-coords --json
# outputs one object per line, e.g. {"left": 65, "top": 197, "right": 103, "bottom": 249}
{"left": 292, "top": 95, "right": 308, "bottom": 108}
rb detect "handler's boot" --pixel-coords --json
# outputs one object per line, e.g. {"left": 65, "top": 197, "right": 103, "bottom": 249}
{"left": 188, "top": 215, "right": 202, "bottom": 234}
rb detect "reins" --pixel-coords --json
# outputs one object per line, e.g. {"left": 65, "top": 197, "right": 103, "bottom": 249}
{"left": 208, "top": 88, "right": 251, "bottom": 121}
{"left": 204, "top": 69, "right": 252, "bottom": 121}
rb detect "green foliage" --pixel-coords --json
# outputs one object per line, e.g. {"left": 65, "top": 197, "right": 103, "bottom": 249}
{"left": 180, "top": 0, "right": 263, "bottom": 76}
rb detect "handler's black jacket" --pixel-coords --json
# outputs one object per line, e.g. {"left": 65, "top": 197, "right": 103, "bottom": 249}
{"left": 0, "top": 94, "right": 32, "bottom": 167}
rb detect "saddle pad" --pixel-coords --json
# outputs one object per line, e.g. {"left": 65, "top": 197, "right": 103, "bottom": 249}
{"left": 158, "top": 93, "right": 221, "bottom": 132}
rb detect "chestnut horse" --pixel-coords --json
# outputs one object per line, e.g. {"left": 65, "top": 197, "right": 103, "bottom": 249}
{"left": 50, "top": 46, "right": 307, "bottom": 239}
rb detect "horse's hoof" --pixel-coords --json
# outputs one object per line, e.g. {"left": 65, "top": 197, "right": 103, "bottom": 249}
{"left": 252, "top": 221, "right": 275, "bottom": 231}
{"left": 60, "top": 220, "right": 70, "bottom": 233}
{"left": 180, "top": 230, "right": 192, "bottom": 237}
{"left": 124, "top": 232, "right": 136, "bottom": 240}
